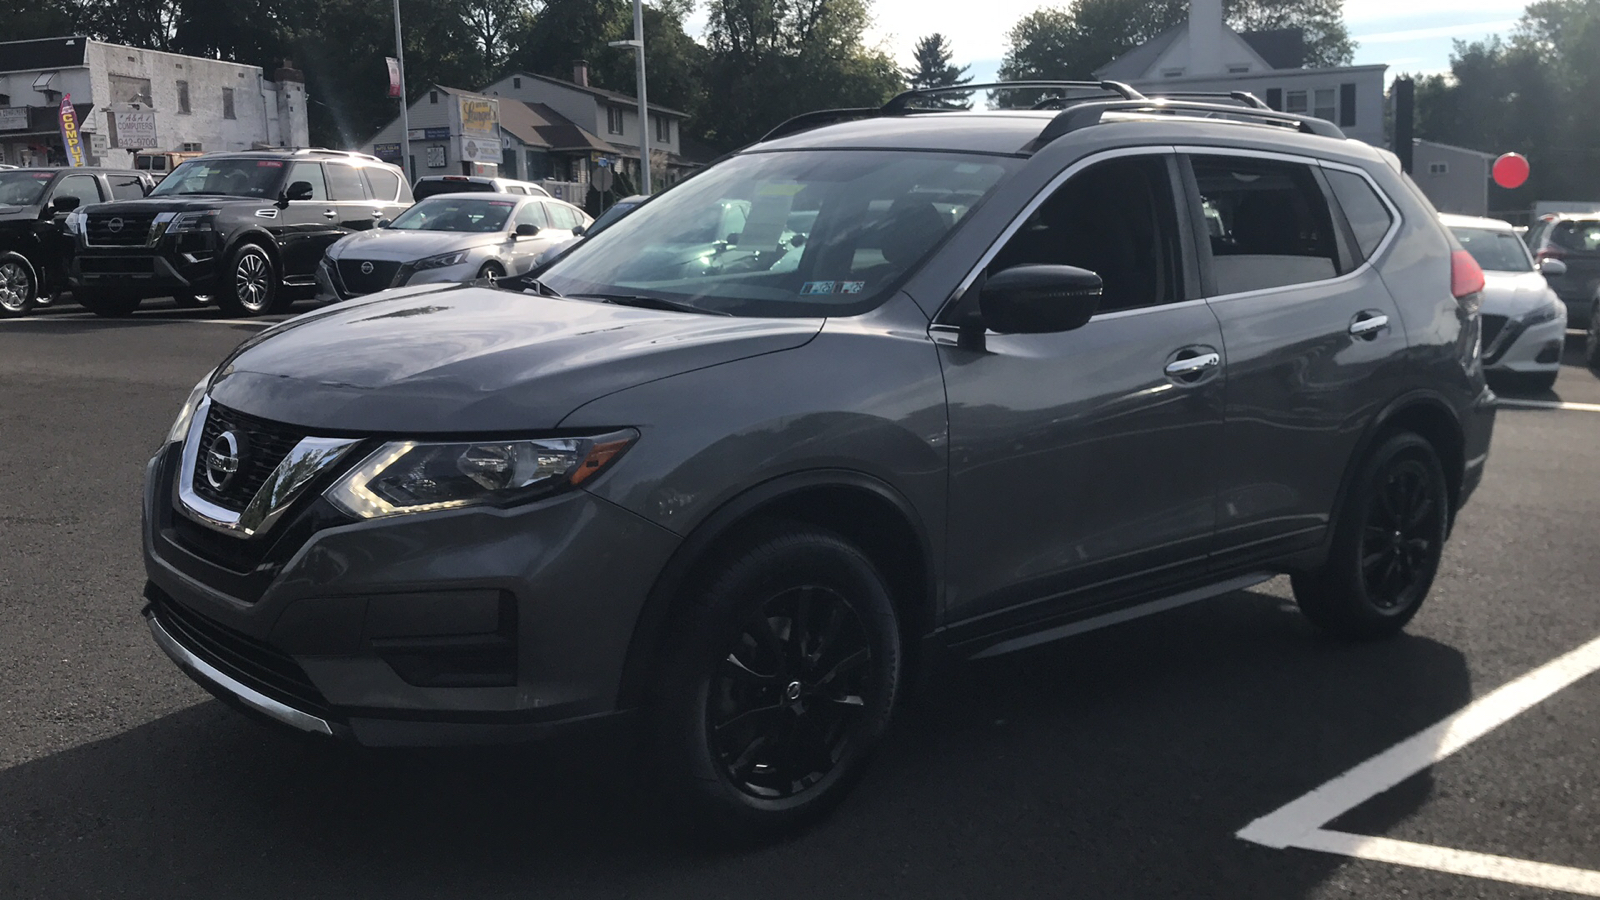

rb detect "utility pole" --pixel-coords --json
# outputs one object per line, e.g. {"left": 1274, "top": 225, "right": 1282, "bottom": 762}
{"left": 392, "top": 0, "right": 412, "bottom": 180}
{"left": 607, "top": 0, "right": 650, "bottom": 194}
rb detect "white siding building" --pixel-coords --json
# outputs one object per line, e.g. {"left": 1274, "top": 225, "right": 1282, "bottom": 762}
{"left": 0, "top": 36, "right": 308, "bottom": 168}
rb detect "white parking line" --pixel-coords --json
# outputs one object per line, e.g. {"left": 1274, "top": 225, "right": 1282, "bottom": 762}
{"left": 1238, "top": 632, "right": 1600, "bottom": 895}
{"left": 1497, "top": 398, "right": 1600, "bottom": 413}
{"left": 0, "top": 315, "right": 272, "bottom": 327}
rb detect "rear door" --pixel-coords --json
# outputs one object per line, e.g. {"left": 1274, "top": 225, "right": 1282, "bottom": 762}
{"left": 359, "top": 166, "right": 410, "bottom": 222}
{"left": 1184, "top": 150, "right": 1407, "bottom": 568}
{"left": 324, "top": 162, "right": 378, "bottom": 232}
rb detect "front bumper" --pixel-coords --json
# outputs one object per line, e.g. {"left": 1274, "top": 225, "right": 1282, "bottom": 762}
{"left": 1484, "top": 310, "right": 1568, "bottom": 374}
{"left": 142, "top": 441, "right": 680, "bottom": 746}
{"left": 72, "top": 232, "right": 221, "bottom": 295}
{"left": 316, "top": 257, "right": 480, "bottom": 302}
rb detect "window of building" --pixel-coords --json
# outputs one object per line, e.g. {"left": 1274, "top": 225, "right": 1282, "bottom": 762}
{"left": 1313, "top": 88, "right": 1336, "bottom": 121}
{"left": 1338, "top": 83, "right": 1357, "bottom": 127}
{"left": 430, "top": 91, "right": 439, "bottom": 104}
{"left": 1428, "top": 161, "right": 1449, "bottom": 175}
{"left": 109, "top": 176, "right": 146, "bottom": 200}
{"left": 180, "top": 141, "right": 202, "bottom": 152}
{"left": 1285, "top": 90, "right": 1308, "bottom": 113}
{"left": 606, "top": 106, "right": 624, "bottom": 135}
{"left": 222, "top": 87, "right": 236, "bottom": 120}
{"left": 654, "top": 115, "right": 670, "bottom": 143}
{"left": 109, "top": 74, "right": 152, "bottom": 107}
{"left": 500, "top": 148, "right": 519, "bottom": 179}
{"left": 176, "top": 80, "right": 190, "bottom": 114}
{"left": 284, "top": 161, "right": 328, "bottom": 200}
{"left": 513, "top": 77, "right": 522, "bottom": 89}
{"left": 1324, "top": 169, "right": 1395, "bottom": 262}
{"left": 1228, "top": 65, "right": 1251, "bottom": 74}
{"left": 361, "top": 166, "right": 401, "bottom": 201}
{"left": 1190, "top": 154, "right": 1342, "bottom": 295}
{"left": 525, "top": 150, "right": 550, "bottom": 180}
{"left": 325, "top": 163, "right": 367, "bottom": 200}
{"left": 987, "top": 155, "right": 1182, "bottom": 313}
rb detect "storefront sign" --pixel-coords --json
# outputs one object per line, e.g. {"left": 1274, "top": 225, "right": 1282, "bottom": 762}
{"left": 407, "top": 127, "right": 450, "bottom": 141}
{"left": 373, "top": 142, "right": 402, "bottom": 161}
{"left": 111, "top": 110, "right": 158, "bottom": 149}
{"left": 0, "top": 108, "right": 26, "bottom": 131}
{"left": 459, "top": 135, "right": 502, "bottom": 164}
{"left": 58, "top": 95, "right": 85, "bottom": 167}
{"left": 458, "top": 97, "right": 497, "bottom": 135}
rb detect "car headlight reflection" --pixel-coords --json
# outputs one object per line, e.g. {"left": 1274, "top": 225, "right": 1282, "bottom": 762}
{"left": 1522, "top": 299, "right": 1564, "bottom": 326}
{"left": 324, "top": 431, "right": 637, "bottom": 518}
{"left": 414, "top": 250, "right": 471, "bottom": 270}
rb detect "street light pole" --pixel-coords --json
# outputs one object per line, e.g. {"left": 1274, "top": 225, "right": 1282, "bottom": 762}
{"left": 608, "top": 0, "right": 650, "bottom": 194}
{"left": 392, "top": 0, "right": 412, "bottom": 180}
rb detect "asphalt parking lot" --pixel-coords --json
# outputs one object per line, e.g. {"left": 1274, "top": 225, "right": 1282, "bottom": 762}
{"left": 3, "top": 307, "right": 1600, "bottom": 899}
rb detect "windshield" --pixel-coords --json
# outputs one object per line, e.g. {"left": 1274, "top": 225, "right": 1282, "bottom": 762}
{"left": 537, "top": 150, "right": 1019, "bottom": 317}
{"left": 0, "top": 171, "right": 55, "bottom": 206}
{"left": 149, "top": 158, "right": 286, "bottom": 197}
{"left": 1451, "top": 226, "right": 1534, "bottom": 272}
{"left": 389, "top": 197, "right": 516, "bottom": 232}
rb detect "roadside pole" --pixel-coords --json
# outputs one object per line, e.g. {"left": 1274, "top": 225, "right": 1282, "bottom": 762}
{"left": 607, "top": 0, "right": 651, "bottom": 194}
{"left": 392, "top": 0, "right": 412, "bottom": 180}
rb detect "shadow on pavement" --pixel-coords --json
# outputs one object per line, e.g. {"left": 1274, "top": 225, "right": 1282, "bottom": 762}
{"left": 0, "top": 589, "right": 1471, "bottom": 899}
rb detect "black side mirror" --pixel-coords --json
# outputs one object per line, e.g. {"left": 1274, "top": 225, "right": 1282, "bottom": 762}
{"left": 978, "top": 264, "right": 1102, "bottom": 335}
{"left": 571, "top": 225, "right": 586, "bottom": 236}
{"left": 278, "top": 181, "right": 315, "bottom": 207}
{"left": 515, "top": 223, "right": 540, "bottom": 237}
{"left": 375, "top": 218, "right": 392, "bottom": 229}
{"left": 50, "top": 195, "right": 80, "bottom": 213}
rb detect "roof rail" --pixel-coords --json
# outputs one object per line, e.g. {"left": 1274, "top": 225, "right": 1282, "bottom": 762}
{"left": 216, "top": 147, "right": 385, "bottom": 162}
{"left": 1133, "top": 90, "right": 1270, "bottom": 109}
{"left": 759, "top": 107, "right": 882, "bottom": 143}
{"left": 1031, "top": 98, "right": 1345, "bottom": 147}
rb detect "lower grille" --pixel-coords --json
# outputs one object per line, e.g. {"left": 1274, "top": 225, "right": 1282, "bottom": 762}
{"left": 79, "top": 256, "right": 156, "bottom": 274}
{"left": 149, "top": 587, "right": 332, "bottom": 719}
{"left": 337, "top": 259, "right": 401, "bottom": 295}
{"left": 1481, "top": 314, "right": 1507, "bottom": 351}
{"left": 191, "top": 403, "right": 307, "bottom": 512}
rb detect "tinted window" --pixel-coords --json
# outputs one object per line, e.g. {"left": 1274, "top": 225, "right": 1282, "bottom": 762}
{"left": 412, "top": 179, "right": 494, "bottom": 201}
{"left": 108, "top": 176, "right": 147, "bottom": 201}
{"left": 1450, "top": 227, "right": 1533, "bottom": 272}
{"left": 149, "top": 158, "right": 285, "bottom": 198}
{"left": 1325, "top": 169, "right": 1394, "bottom": 261}
{"left": 1192, "top": 155, "right": 1340, "bottom": 295}
{"left": 1552, "top": 220, "right": 1600, "bottom": 254}
{"left": 325, "top": 164, "right": 367, "bottom": 201}
{"left": 285, "top": 162, "right": 328, "bottom": 201}
{"left": 361, "top": 166, "right": 401, "bottom": 202}
{"left": 53, "top": 174, "right": 103, "bottom": 206}
{"left": 515, "top": 202, "right": 548, "bottom": 229}
{"left": 0, "top": 171, "right": 54, "bottom": 205}
{"left": 988, "top": 155, "right": 1181, "bottom": 313}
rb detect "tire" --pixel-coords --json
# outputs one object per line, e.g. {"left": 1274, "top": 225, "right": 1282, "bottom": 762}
{"left": 0, "top": 252, "right": 38, "bottom": 318}
{"left": 1292, "top": 432, "right": 1449, "bottom": 640}
{"left": 172, "top": 291, "right": 210, "bottom": 309}
{"left": 215, "top": 244, "right": 283, "bottom": 317}
{"left": 77, "top": 288, "right": 143, "bottom": 318}
{"left": 476, "top": 261, "right": 505, "bottom": 284}
{"left": 649, "top": 523, "right": 903, "bottom": 841}
{"left": 1585, "top": 300, "right": 1600, "bottom": 370}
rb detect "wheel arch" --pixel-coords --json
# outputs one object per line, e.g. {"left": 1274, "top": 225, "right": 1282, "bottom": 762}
{"left": 614, "top": 469, "right": 939, "bottom": 710}
{"left": 1340, "top": 391, "right": 1467, "bottom": 535}
{"left": 221, "top": 228, "right": 282, "bottom": 269}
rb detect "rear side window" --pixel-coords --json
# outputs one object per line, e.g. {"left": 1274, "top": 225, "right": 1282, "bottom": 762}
{"left": 325, "top": 164, "right": 367, "bottom": 201}
{"left": 361, "top": 166, "right": 401, "bottom": 202}
{"left": 1191, "top": 155, "right": 1340, "bottom": 295}
{"left": 1324, "top": 169, "right": 1394, "bottom": 262}
{"left": 109, "top": 176, "right": 146, "bottom": 200}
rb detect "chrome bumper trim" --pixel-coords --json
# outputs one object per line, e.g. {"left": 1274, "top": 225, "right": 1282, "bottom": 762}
{"left": 146, "top": 611, "right": 334, "bottom": 736}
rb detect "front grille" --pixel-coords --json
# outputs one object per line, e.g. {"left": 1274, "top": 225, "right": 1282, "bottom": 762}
{"left": 85, "top": 212, "right": 157, "bottom": 247}
{"left": 79, "top": 256, "right": 155, "bottom": 274}
{"left": 149, "top": 588, "right": 332, "bottom": 719}
{"left": 337, "top": 259, "right": 402, "bottom": 295}
{"left": 191, "top": 403, "right": 307, "bottom": 512}
{"left": 1481, "top": 314, "right": 1507, "bottom": 351}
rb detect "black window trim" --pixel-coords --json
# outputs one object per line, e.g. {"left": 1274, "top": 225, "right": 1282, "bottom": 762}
{"left": 1172, "top": 145, "right": 1404, "bottom": 304}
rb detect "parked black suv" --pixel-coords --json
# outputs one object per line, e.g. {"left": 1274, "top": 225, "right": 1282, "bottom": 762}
{"left": 71, "top": 149, "right": 412, "bottom": 317}
{"left": 141, "top": 83, "right": 1495, "bottom": 838}
{"left": 0, "top": 167, "right": 154, "bottom": 317}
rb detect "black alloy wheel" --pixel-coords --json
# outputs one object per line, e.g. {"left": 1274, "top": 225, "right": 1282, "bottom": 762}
{"left": 1293, "top": 431, "right": 1448, "bottom": 638}
{"left": 710, "top": 585, "right": 874, "bottom": 800}
{"left": 0, "top": 253, "right": 37, "bottom": 318}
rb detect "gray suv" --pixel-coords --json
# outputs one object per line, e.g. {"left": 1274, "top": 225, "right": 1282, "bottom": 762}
{"left": 141, "top": 82, "right": 1495, "bottom": 838}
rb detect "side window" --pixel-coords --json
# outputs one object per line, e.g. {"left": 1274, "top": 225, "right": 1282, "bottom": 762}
{"left": 1190, "top": 155, "right": 1340, "bottom": 295}
{"left": 285, "top": 162, "right": 328, "bottom": 201}
{"left": 547, "top": 203, "right": 579, "bottom": 230}
{"left": 515, "top": 202, "right": 549, "bottom": 229}
{"left": 109, "top": 176, "right": 147, "bottom": 201}
{"left": 1324, "top": 168, "right": 1395, "bottom": 262}
{"left": 324, "top": 164, "right": 367, "bottom": 201}
{"left": 360, "top": 166, "right": 401, "bottom": 202}
{"left": 987, "top": 154, "right": 1182, "bottom": 314}
{"left": 53, "top": 174, "right": 104, "bottom": 206}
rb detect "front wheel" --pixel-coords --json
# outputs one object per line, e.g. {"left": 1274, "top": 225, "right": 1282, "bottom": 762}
{"left": 215, "top": 244, "right": 283, "bottom": 317}
{"left": 649, "top": 524, "right": 902, "bottom": 840}
{"left": 476, "top": 261, "right": 505, "bottom": 284}
{"left": 1292, "top": 432, "right": 1449, "bottom": 639}
{"left": 0, "top": 253, "right": 38, "bottom": 318}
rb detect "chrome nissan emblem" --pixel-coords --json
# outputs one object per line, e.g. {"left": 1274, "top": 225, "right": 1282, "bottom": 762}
{"left": 107, "top": 217, "right": 124, "bottom": 233}
{"left": 204, "top": 430, "right": 246, "bottom": 491}
{"left": 360, "top": 261, "right": 374, "bottom": 275}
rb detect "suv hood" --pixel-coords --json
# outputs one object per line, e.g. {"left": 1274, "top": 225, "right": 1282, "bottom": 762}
{"left": 329, "top": 229, "right": 503, "bottom": 262}
{"left": 1481, "top": 270, "right": 1562, "bottom": 316}
{"left": 207, "top": 285, "right": 823, "bottom": 432}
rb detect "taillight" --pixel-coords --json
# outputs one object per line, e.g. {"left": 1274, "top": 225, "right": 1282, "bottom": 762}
{"left": 1451, "top": 249, "right": 1485, "bottom": 301}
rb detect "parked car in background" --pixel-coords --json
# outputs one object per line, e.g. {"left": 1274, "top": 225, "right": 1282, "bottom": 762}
{"left": 69, "top": 149, "right": 412, "bottom": 317}
{"left": 316, "top": 192, "right": 591, "bottom": 300}
{"left": 412, "top": 175, "right": 552, "bottom": 201}
{"left": 532, "top": 193, "right": 647, "bottom": 267}
{"left": 0, "top": 166, "right": 154, "bottom": 317}
{"left": 1524, "top": 212, "right": 1600, "bottom": 328}
{"left": 134, "top": 149, "right": 203, "bottom": 178}
{"left": 1443, "top": 214, "right": 1567, "bottom": 390}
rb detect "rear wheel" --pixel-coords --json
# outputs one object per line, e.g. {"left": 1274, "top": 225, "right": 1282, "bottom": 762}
{"left": 77, "top": 288, "right": 142, "bottom": 318}
{"left": 215, "top": 244, "right": 282, "bottom": 317}
{"left": 1292, "top": 432, "right": 1449, "bottom": 639}
{"left": 0, "top": 253, "right": 38, "bottom": 318}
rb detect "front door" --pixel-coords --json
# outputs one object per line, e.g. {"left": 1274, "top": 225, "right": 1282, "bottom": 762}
{"left": 39, "top": 173, "right": 104, "bottom": 291}
{"left": 1184, "top": 152, "right": 1409, "bottom": 565}
{"left": 277, "top": 161, "right": 340, "bottom": 277}
{"left": 940, "top": 153, "right": 1224, "bottom": 636}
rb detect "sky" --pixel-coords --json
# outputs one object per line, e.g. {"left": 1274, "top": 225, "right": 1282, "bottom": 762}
{"left": 684, "top": 0, "right": 1530, "bottom": 83}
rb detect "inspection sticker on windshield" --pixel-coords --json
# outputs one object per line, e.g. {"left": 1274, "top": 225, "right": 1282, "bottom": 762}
{"left": 839, "top": 281, "right": 865, "bottom": 294}
{"left": 801, "top": 281, "right": 836, "bottom": 295}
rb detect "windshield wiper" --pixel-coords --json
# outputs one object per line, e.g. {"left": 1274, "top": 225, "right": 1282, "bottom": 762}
{"left": 573, "top": 293, "right": 731, "bottom": 316}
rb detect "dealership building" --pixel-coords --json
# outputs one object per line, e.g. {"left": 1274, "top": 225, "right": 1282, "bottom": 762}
{"left": 0, "top": 35, "right": 309, "bottom": 168}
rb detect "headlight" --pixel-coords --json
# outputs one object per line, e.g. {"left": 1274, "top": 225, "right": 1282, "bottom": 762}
{"left": 1523, "top": 299, "right": 1564, "bottom": 326}
{"left": 324, "top": 431, "right": 637, "bottom": 518}
{"left": 165, "top": 371, "right": 212, "bottom": 445}
{"left": 64, "top": 208, "right": 86, "bottom": 235}
{"left": 156, "top": 210, "right": 220, "bottom": 233}
{"left": 414, "top": 250, "right": 471, "bottom": 270}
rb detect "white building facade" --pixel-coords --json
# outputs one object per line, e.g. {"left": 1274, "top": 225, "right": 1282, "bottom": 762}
{"left": 0, "top": 36, "right": 308, "bottom": 168}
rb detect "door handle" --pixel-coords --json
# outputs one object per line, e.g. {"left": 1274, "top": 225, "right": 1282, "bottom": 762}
{"left": 1165, "top": 351, "right": 1221, "bottom": 378}
{"left": 323, "top": 209, "right": 337, "bottom": 219}
{"left": 1349, "top": 312, "right": 1389, "bottom": 338}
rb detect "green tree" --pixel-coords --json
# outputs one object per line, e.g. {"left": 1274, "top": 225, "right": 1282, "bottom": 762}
{"left": 903, "top": 33, "right": 971, "bottom": 90}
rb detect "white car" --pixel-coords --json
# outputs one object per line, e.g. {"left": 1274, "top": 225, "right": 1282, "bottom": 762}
{"left": 1442, "top": 213, "right": 1568, "bottom": 390}
{"left": 316, "top": 193, "right": 591, "bottom": 301}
